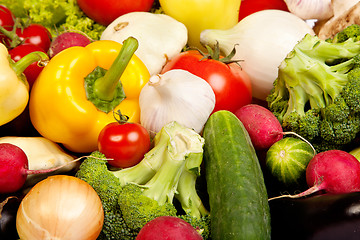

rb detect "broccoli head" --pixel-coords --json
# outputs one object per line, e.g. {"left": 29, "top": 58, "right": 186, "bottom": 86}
{"left": 76, "top": 121, "right": 210, "bottom": 239}
{"left": 267, "top": 24, "right": 360, "bottom": 152}
{"left": 118, "top": 183, "right": 177, "bottom": 232}
{"left": 75, "top": 151, "right": 137, "bottom": 240}
{"left": 331, "top": 24, "right": 360, "bottom": 43}
{"left": 341, "top": 67, "right": 360, "bottom": 113}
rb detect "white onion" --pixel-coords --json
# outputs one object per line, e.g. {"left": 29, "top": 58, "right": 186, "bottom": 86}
{"left": 101, "top": 12, "right": 188, "bottom": 76}
{"left": 200, "top": 10, "right": 315, "bottom": 101}
{"left": 16, "top": 175, "right": 104, "bottom": 240}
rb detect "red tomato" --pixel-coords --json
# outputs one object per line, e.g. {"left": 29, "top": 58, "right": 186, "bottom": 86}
{"left": 239, "top": 0, "right": 289, "bottom": 21}
{"left": 161, "top": 50, "right": 252, "bottom": 114}
{"left": 0, "top": 5, "right": 15, "bottom": 45}
{"left": 0, "top": 5, "right": 14, "bottom": 30}
{"left": 77, "top": 0, "right": 155, "bottom": 26}
{"left": 9, "top": 44, "right": 48, "bottom": 89}
{"left": 98, "top": 122, "right": 151, "bottom": 168}
{"left": 16, "top": 24, "right": 52, "bottom": 52}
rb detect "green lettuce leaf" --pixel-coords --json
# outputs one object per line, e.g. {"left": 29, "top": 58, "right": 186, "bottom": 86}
{"left": 0, "top": 0, "right": 105, "bottom": 40}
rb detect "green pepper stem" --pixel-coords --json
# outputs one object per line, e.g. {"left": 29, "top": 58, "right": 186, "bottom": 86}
{"left": 10, "top": 51, "right": 49, "bottom": 77}
{"left": 93, "top": 37, "right": 139, "bottom": 101}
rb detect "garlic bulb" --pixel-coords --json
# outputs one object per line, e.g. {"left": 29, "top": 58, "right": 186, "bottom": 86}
{"left": 285, "top": 0, "right": 334, "bottom": 21}
{"left": 139, "top": 69, "right": 215, "bottom": 136}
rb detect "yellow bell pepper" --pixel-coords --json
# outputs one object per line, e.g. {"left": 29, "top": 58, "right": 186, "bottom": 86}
{"left": 29, "top": 37, "right": 150, "bottom": 153}
{"left": 159, "top": 0, "right": 241, "bottom": 49}
{"left": 0, "top": 43, "right": 48, "bottom": 126}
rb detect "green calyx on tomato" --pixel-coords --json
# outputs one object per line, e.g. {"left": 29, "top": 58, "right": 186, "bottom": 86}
{"left": 196, "top": 42, "right": 241, "bottom": 65}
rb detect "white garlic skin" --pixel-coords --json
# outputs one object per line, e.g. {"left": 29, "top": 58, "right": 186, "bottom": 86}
{"left": 139, "top": 69, "right": 216, "bottom": 136}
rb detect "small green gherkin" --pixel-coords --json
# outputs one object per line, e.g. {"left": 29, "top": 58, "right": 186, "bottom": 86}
{"left": 266, "top": 137, "right": 315, "bottom": 187}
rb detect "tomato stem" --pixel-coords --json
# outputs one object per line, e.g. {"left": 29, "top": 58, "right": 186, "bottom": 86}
{"left": 113, "top": 110, "right": 129, "bottom": 124}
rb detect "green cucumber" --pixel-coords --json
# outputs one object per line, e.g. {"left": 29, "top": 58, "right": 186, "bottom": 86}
{"left": 266, "top": 137, "right": 315, "bottom": 187}
{"left": 202, "top": 110, "right": 271, "bottom": 240}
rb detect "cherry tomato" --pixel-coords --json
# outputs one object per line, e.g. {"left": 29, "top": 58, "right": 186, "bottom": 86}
{"left": 239, "top": 0, "right": 289, "bottom": 21}
{"left": 0, "top": 5, "right": 14, "bottom": 30}
{"left": 161, "top": 50, "right": 252, "bottom": 114}
{"left": 9, "top": 43, "right": 48, "bottom": 89}
{"left": 0, "top": 5, "right": 15, "bottom": 45}
{"left": 98, "top": 122, "right": 151, "bottom": 168}
{"left": 77, "top": 0, "right": 155, "bottom": 26}
{"left": 16, "top": 24, "right": 52, "bottom": 52}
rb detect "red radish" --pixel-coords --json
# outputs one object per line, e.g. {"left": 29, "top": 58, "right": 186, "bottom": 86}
{"left": 48, "top": 31, "right": 93, "bottom": 58}
{"left": 269, "top": 150, "right": 360, "bottom": 200}
{"left": 0, "top": 143, "right": 31, "bottom": 193}
{"left": 306, "top": 150, "right": 360, "bottom": 195}
{"left": 235, "top": 104, "right": 284, "bottom": 150}
{"left": 136, "top": 216, "right": 203, "bottom": 240}
{"left": 0, "top": 143, "right": 82, "bottom": 194}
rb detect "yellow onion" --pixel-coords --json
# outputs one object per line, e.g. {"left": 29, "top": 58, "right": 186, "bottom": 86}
{"left": 16, "top": 175, "right": 104, "bottom": 240}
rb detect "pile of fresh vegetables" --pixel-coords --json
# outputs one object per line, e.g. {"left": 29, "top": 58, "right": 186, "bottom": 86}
{"left": 2, "top": 0, "right": 360, "bottom": 239}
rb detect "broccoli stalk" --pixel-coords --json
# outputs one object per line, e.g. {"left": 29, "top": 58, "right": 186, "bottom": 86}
{"left": 267, "top": 24, "right": 360, "bottom": 152}
{"left": 176, "top": 170, "right": 210, "bottom": 219}
{"left": 114, "top": 120, "right": 205, "bottom": 205}
{"left": 112, "top": 125, "right": 172, "bottom": 186}
{"left": 76, "top": 121, "right": 210, "bottom": 239}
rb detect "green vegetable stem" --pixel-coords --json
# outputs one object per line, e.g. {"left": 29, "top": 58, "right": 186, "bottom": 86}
{"left": 76, "top": 121, "right": 210, "bottom": 240}
{"left": 267, "top": 24, "right": 360, "bottom": 152}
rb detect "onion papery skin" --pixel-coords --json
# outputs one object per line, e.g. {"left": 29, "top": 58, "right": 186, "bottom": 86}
{"left": 200, "top": 10, "right": 315, "bottom": 101}
{"left": 16, "top": 175, "right": 104, "bottom": 240}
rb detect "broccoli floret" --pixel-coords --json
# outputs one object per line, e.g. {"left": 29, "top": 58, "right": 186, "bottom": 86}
{"left": 331, "top": 24, "right": 360, "bottom": 43}
{"left": 76, "top": 121, "right": 210, "bottom": 239}
{"left": 298, "top": 109, "right": 321, "bottom": 141}
{"left": 118, "top": 183, "right": 177, "bottom": 232}
{"left": 267, "top": 24, "right": 360, "bottom": 152}
{"left": 342, "top": 68, "right": 360, "bottom": 112}
{"left": 321, "top": 97, "right": 350, "bottom": 122}
{"left": 320, "top": 114, "right": 360, "bottom": 145}
{"left": 76, "top": 151, "right": 137, "bottom": 240}
{"left": 282, "top": 109, "right": 321, "bottom": 142}
{"left": 178, "top": 214, "right": 211, "bottom": 239}
{"left": 282, "top": 111, "right": 301, "bottom": 133}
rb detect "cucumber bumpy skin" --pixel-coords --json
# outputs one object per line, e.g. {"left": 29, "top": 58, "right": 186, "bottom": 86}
{"left": 203, "top": 110, "right": 271, "bottom": 240}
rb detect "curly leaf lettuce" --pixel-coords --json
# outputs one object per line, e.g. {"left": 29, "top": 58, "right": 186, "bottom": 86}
{"left": 0, "top": 0, "right": 105, "bottom": 40}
